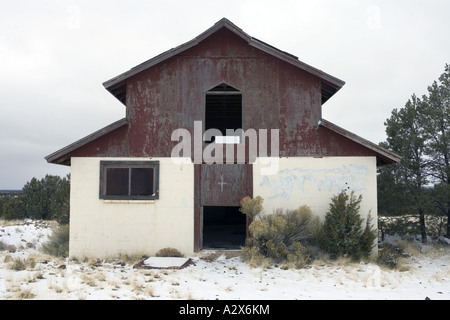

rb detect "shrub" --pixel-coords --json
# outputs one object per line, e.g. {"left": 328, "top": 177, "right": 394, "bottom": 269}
{"left": 377, "top": 243, "right": 400, "bottom": 269}
{"left": 319, "top": 191, "right": 377, "bottom": 261}
{"left": 239, "top": 196, "right": 263, "bottom": 220}
{"left": 378, "top": 215, "right": 422, "bottom": 240}
{"left": 41, "top": 224, "right": 70, "bottom": 257}
{"left": 240, "top": 246, "right": 267, "bottom": 268}
{"left": 3, "top": 254, "right": 13, "bottom": 263}
{"left": 6, "top": 244, "right": 17, "bottom": 253}
{"left": 9, "top": 257, "right": 36, "bottom": 270}
{"left": 377, "top": 241, "right": 411, "bottom": 270}
{"left": 156, "top": 247, "right": 184, "bottom": 257}
{"left": 241, "top": 204, "right": 316, "bottom": 268}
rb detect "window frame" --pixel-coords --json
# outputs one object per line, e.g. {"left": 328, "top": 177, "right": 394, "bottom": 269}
{"left": 99, "top": 160, "right": 160, "bottom": 200}
{"left": 204, "top": 83, "right": 243, "bottom": 144}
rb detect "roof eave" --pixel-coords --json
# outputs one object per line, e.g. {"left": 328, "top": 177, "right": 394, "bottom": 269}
{"left": 45, "top": 118, "right": 128, "bottom": 165}
{"left": 248, "top": 38, "right": 345, "bottom": 90}
{"left": 319, "top": 119, "right": 402, "bottom": 165}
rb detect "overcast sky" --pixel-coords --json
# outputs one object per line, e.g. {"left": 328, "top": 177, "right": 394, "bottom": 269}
{"left": 1, "top": 0, "right": 449, "bottom": 189}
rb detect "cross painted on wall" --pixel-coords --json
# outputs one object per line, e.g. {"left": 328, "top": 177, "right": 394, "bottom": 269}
{"left": 218, "top": 174, "right": 228, "bottom": 192}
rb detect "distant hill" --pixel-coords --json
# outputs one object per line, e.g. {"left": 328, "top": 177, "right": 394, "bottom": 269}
{"left": 0, "top": 190, "right": 22, "bottom": 196}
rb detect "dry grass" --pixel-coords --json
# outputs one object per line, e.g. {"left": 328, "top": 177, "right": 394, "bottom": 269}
{"left": 8, "top": 257, "right": 37, "bottom": 271}
{"left": 422, "top": 243, "right": 450, "bottom": 259}
{"left": 16, "top": 288, "right": 36, "bottom": 299}
{"left": 0, "top": 219, "right": 27, "bottom": 227}
{"left": 80, "top": 273, "right": 98, "bottom": 287}
{"left": 0, "top": 219, "right": 58, "bottom": 229}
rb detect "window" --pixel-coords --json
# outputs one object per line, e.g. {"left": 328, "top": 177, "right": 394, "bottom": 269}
{"left": 205, "top": 83, "right": 242, "bottom": 143}
{"left": 100, "top": 161, "right": 159, "bottom": 200}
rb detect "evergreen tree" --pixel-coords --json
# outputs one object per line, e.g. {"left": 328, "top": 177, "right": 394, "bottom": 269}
{"left": 0, "top": 194, "right": 25, "bottom": 220}
{"left": 377, "top": 150, "right": 413, "bottom": 217}
{"left": 379, "top": 64, "right": 450, "bottom": 240}
{"left": 21, "top": 174, "right": 70, "bottom": 223}
{"left": 420, "top": 64, "right": 450, "bottom": 237}
{"left": 319, "top": 192, "right": 376, "bottom": 261}
{"left": 381, "top": 95, "right": 429, "bottom": 243}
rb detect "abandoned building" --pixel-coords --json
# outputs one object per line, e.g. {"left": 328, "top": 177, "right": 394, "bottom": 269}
{"left": 46, "top": 18, "right": 400, "bottom": 258}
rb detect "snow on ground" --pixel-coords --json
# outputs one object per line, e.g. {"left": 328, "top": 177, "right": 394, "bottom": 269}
{"left": 0, "top": 219, "right": 449, "bottom": 300}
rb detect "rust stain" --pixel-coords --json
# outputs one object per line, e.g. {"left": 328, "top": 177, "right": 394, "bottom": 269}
{"left": 58, "top": 27, "right": 378, "bottom": 163}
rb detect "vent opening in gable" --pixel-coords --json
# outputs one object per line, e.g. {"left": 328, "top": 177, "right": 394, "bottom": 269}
{"left": 205, "top": 83, "right": 242, "bottom": 143}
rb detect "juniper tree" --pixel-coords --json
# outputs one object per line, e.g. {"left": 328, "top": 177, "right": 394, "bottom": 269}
{"left": 21, "top": 174, "right": 70, "bottom": 223}
{"left": 319, "top": 191, "right": 377, "bottom": 261}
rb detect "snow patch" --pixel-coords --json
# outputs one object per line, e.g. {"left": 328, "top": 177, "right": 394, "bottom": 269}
{"left": 141, "top": 257, "right": 192, "bottom": 269}
{"left": 1, "top": 220, "right": 450, "bottom": 300}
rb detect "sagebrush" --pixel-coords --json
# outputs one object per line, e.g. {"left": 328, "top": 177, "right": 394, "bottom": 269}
{"left": 41, "top": 224, "right": 69, "bottom": 257}
{"left": 240, "top": 198, "right": 318, "bottom": 268}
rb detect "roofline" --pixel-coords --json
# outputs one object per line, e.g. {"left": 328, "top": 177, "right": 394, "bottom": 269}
{"left": 45, "top": 118, "right": 128, "bottom": 165}
{"left": 102, "top": 18, "right": 345, "bottom": 92}
{"left": 45, "top": 116, "right": 399, "bottom": 165}
{"left": 319, "top": 118, "right": 401, "bottom": 165}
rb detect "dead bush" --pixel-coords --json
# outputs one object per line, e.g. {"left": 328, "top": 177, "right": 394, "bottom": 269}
{"left": 156, "top": 247, "right": 184, "bottom": 257}
{"left": 5, "top": 244, "right": 17, "bottom": 253}
{"left": 9, "top": 257, "right": 36, "bottom": 271}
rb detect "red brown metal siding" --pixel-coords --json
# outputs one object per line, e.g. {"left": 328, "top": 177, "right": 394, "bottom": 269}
{"left": 70, "top": 27, "right": 374, "bottom": 161}
{"left": 125, "top": 28, "right": 325, "bottom": 160}
{"left": 317, "top": 125, "right": 379, "bottom": 157}
{"left": 53, "top": 124, "right": 129, "bottom": 164}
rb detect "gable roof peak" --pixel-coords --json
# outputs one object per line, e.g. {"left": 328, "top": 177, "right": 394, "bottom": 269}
{"left": 192, "top": 17, "right": 251, "bottom": 45}
{"left": 103, "top": 18, "right": 345, "bottom": 103}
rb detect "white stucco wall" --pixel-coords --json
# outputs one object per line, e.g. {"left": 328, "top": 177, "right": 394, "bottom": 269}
{"left": 69, "top": 157, "right": 194, "bottom": 259}
{"left": 253, "top": 157, "right": 378, "bottom": 224}
{"left": 69, "top": 156, "right": 378, "bottom": 258}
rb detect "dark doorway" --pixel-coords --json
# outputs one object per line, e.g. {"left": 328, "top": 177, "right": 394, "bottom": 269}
{"left": 202, "top": 206, "right": 246, "bottom": 250}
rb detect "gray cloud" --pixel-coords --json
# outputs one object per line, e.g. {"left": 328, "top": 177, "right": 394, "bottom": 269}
{"left": 1, "top": 0, "right": 449, "bottom": 188}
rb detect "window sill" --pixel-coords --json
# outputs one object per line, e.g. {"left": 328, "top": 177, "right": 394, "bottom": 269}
{"left": 102, "top": 199, "right": 156, "bottom": 204}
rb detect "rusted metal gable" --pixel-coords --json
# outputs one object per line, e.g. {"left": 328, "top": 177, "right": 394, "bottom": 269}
{"left": 102, "top": 18, "right": 345, "bottom": 106}
{"left": 121, "top": 25, "right": 334, "bottom": 160}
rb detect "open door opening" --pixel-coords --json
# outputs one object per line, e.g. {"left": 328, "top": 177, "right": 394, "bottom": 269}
{"left": 202, "top": 206, "right": 246, "bottom": 250}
